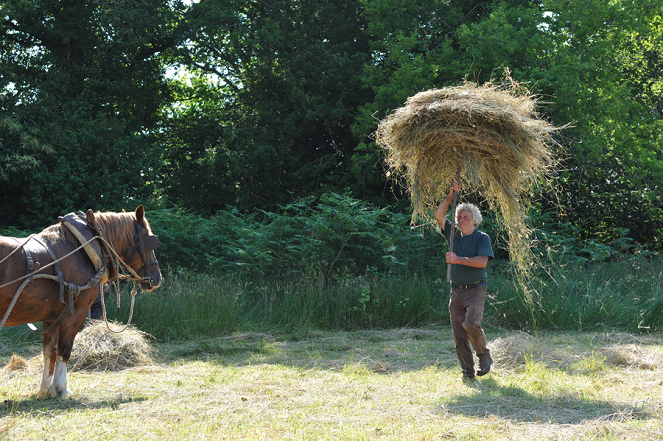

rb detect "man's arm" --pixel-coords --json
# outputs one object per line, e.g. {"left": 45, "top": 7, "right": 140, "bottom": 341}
{"left": 445, "top": 253, "right": 489, "bottom": 268}
{"left": 434, "top": 181, "right": 460, "bottom": 231}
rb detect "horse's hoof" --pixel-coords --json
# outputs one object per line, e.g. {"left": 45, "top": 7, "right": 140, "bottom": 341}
{"left": 50, "top": 387, "right": 73, "bottom": 398}
{"left": 36, "top": 389, "right": 49, "bottom": 398}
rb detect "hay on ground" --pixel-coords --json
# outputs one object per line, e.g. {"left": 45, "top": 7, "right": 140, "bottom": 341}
{"left": 0, "top": 353, "right": 43, "bottom": 378}
{"left": 489, "top": 332, "right": 537, "bottom": 370}
{"left": 376, "top": 73, "right": 562, "bottom": 276}
{"left": 603, "top": 344, "right": 662, "bottom": 370}
{"left": 1, "top": 353, "right": 29, "bottom": 373}
{"left": 68, "top": 320, "right": 154, "bottom": 371}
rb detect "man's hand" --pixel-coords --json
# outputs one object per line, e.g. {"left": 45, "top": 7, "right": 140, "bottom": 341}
{"left": 446, "top": 252, "right": 489, "bottom": 268}
{"left": 435, "top": 181, "right": 462, "bottom": 230}
{"left": 449, "top": 181, "right": 461, "bottom": 195}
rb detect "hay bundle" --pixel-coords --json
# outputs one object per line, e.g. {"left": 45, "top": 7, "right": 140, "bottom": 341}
{"left": 68, "top": 320, "right": 154, "bottom": 371}
{"left": 376, "top": 75, "right": 561, "bottom": 274}
{"left": 0, "top": 353, "right": 43, "bottom": 378}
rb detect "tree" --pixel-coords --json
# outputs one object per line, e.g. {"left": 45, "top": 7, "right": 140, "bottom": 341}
{"left": 154, "top": 0, "right": 374, "bottom": 214}
{"left": 0, "top": 0, "right": 182, "bottom": 226}
{"left": 357, "top": 0, "right": 663, "bottom": 249}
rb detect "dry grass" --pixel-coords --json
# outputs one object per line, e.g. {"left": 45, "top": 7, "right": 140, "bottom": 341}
{"left": 1, "top": 328, "right": 662, "bottom": 440}
{"left": 376, "top": 72, "right": 563, "bottom": 277}
{"left": 0, "top": 321, "right": 154, "bottom": 379}
{"left": 67, "top": 320, "right": 154, "bottom": 371}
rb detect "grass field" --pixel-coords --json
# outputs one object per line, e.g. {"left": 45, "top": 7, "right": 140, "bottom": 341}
{"left": 1, "top": 325, "right": 662, "bottom": 440}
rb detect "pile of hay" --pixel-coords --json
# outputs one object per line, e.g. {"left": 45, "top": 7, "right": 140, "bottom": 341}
{"left": 489, "top": 331, "right": 538, "bottom": 370}
{"left": 1, "top": 353, "right": 31, "bottom": 374}
{"left": 376, "top": 74, "right": 561, "bottom": 275}
{"left": 0, "top": 353, "right": 43, "bottom": 379}
{"left": 603, "top": 344, "right": 662, "bottom": 370}
{"left": 68, "top": 320, "right": 154, "bottom": 371}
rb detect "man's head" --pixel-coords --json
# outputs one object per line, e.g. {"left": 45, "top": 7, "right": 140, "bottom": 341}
{"left": 455, "top": 203, "right": 482, "bottom": 228}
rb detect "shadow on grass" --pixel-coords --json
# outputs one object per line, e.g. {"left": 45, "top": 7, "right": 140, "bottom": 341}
{"left": 440, "top": 376, "right": 653, "bottom": 424}
{"left": 1, "top": 393, "right": 148, "bottom": 417}
{"left": 159, "top": 327, "right": 455, "bottom": 373}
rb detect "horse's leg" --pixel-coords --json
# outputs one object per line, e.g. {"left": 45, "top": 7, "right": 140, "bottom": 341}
{"left": 50, "top": 309, "right": 89, "bottom": 397}
{"left": 38, "top": 329, "right": 58, "bottom": 396}
{"left": 50, "top": 354, "right": 72, "bottom": 397}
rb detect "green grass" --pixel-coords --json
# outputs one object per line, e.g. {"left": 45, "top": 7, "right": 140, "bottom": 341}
{"left": 2, "top": 328, "right": 662, "bottom": 440}
{"left": 89, "top": 256, "right": 663, "bottom": 341}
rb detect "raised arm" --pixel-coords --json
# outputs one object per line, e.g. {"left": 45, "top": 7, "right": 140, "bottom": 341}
{"left": 434, "top": 181, "right": 461, "bottom": 231}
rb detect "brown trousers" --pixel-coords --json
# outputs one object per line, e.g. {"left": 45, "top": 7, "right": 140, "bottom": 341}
{"left": 449, "top": 284, "right": 490, "bottom": 375}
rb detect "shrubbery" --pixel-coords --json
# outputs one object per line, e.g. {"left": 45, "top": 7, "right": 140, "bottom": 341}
{"left": 2, "top": 193, "right": 662, "bottom": 341}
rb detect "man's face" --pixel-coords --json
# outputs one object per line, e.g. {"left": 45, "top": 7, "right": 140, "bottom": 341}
{"left": 456, "top": 210, "right": 475, "bottom": 232}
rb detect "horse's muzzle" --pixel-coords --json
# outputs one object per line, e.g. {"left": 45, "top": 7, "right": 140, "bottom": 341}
{"left": 139, "top": 275, "right": 161, "bottom": 291}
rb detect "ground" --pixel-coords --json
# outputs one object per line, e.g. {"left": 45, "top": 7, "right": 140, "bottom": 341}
{"left": 1, "top": 326, "right": 662, "bottom": 440}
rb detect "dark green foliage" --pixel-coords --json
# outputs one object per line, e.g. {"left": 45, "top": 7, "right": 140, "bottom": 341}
{"left": 158, "top": 0, "right": 374, "bottom": 214}
{"left": 2, "top": 0, "right": 662, "bottom": 250}
{"left": 2, "top": 0, "right": 663, "bottom": 339}
{"left": 0, "top": 0, "right": 182, "bottom": 227}
{"left": 96, "top": 194, "right": 663, "bottom": 339}
{"left": 147, "top": 193, "right": 447, "bottom": 280}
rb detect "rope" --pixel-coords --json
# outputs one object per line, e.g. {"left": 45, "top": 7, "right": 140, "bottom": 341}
{"left": 99, "top": 281, "right": 137, "bottom": 333}
{"left": 0, "top": 277, "right": 33, "bottom": 329}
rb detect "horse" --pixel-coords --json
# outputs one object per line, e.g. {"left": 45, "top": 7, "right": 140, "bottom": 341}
{"left": 0, "top": 205, "right": 161, "bottom": 397}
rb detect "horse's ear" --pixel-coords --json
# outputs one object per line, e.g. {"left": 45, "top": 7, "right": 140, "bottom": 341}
{"left": 135, "top": 205, "right": 145, "bottom": 224}
{"left": 85, "top": 209, "right": 97, "bottom": 229}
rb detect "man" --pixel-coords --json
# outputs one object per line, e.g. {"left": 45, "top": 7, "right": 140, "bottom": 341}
{"left": 434, "top": 181, "right": 494, "bottom": 379}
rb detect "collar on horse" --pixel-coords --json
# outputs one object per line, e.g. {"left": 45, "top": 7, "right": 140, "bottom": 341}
{"left": 61, "top": 212, "right": 116, "bottom": 284}
{"left": 61, "top": 210, "right": 159, "bottom": 287}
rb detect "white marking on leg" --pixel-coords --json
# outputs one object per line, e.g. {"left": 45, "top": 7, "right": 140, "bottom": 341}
{"left": 50, "top": 356, "right": 72, "bottom": 397}
{"left": 38, "top": 353, "right": 53, "bottom": 396}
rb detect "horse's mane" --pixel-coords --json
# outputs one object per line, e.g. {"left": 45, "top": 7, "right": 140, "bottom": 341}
{"left": 39, "top": 210, "right": 153, "bottom": 253}
{"left": 94, "top": 211, "right": 153, "bottom": 254}
{"left": 41, "top": 224, "right": 72, "bottom": 244}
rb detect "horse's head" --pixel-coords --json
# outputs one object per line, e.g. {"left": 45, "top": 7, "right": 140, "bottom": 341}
{"left": 88, "top": 206, "right": 162, "bottom": 291}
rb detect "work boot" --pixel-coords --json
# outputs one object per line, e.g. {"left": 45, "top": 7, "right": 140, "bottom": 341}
{"left": 477, "top": 353, "right": 492, "bottom": 376}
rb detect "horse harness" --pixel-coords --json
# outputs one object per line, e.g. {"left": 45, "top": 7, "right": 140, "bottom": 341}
{"left": 0, "top": 233, "right": 107, "bottom": 334}
{"left": 0, "top": 212, "right": 159, "bottom": 333}
{"left": 123, "top": 220, "right": 160, "bottom": 288}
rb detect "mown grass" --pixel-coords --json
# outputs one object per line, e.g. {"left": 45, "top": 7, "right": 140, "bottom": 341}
{"left": 1, "top": 328, "right": 662, "bottom": 440}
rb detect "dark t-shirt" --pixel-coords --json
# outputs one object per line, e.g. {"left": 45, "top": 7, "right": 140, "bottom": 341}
{"left": 444, "top": 218, "right": 494, "bottom": 285}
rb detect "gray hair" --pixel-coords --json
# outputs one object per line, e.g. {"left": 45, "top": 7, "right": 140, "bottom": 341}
{"left": 456, "top": 203, "right": 482, "bottom": 226}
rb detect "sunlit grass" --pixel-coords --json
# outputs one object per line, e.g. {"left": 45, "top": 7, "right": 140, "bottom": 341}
{"left": 2, "top": 328, "right": 662, "bottom": 440}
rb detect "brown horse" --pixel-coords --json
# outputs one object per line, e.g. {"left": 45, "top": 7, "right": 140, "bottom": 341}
{"left": 0, "top": 205, "right": 161, "bottom": 397}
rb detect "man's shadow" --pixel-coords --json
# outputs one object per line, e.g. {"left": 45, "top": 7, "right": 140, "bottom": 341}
{"left": 438, "top": 376, "right": 652, "bottom": 424}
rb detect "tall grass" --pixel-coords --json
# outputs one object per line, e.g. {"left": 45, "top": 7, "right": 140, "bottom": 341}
{"left": 488, "top": 257, "right": 663, "bottom": 332}
{"left": 106, "top": 269, "right": 449, "bottom": 340}
{"left": 101, "top": 255, "right": 663, "bottom": 341}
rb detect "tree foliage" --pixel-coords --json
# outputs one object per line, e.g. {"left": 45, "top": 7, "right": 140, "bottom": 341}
{"left": 157, "top": 0, "right": 373, "bottom": 214}
{"left": 0, "top": 0, "right": 182, "bottom": 226}
{"left": 1, "top": 0, "right": 661, "bottom": 252}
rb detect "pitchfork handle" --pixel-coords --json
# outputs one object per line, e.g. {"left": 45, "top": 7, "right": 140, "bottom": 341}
{"left": 447, "top": 168, "right": 460, "bottom": 283}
